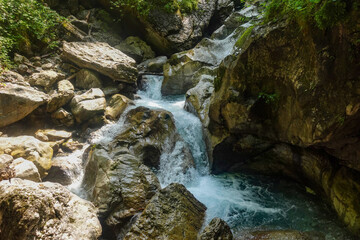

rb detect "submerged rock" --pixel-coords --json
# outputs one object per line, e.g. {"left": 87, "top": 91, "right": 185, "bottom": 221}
{"left": 199, "top": 217, "right": 233, "bottom": 240}
{"left": 0, "top": 179, "right": 101, "bottom": 240}
{"left": 0, "top": 136, "right": 53, "bottom": 178}
{"left": 124, "top": 183, "right": 207, "bottom": 240}
{"left": 0, "top": 83, "right": 48, "bottom": 128}
{"left": 62, "top": 41, "right": 138, "bottom": 83}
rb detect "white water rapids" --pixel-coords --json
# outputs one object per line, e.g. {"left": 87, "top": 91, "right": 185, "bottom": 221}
{"left": 66, "top": 75, "right": 354, "bottom": 239}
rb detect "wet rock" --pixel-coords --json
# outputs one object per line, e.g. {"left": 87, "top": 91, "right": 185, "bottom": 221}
{"left": 28, "top": 70, "right": 65, "bottom": 91}
{"left": 115, "top": 36, "right": 155, "bottom": 63}
{"left": 0, "top": 136, "right": 53, "bottom": 178}
{"left": 35, "top": 129, "right": 72, "bottom": 142}
{"left": 62, "top": 41, "right": 138, "bottom": 83}
{"left": 70, "top": 88, "right": 106, "bottom": 124}
{"left": 115, "top": 107, "right": 194, "bottom": 170}
{"left": 124, "top": 183, "right": 207, "bottom": 240}
{"left": 51, "top": 108, "right": 75, "bottom": 127}
{"left": 76, "top": 69, "right": 103, "bottom": 89}
{"left": 0, "top": 179, "right": 102, "bottom": 240}
{"left": 105, "top": 94, "right": 133, "bottom": 120}
{"left": 11, "top": 157, "right": 41, "bottom": 182}
{"left": 138, "top": 56, "right": 168, "bottom": 74}
{"left": 82, "top": 147, "right": 160, "bottom": 237}
{"left": 43, "top": 155, "right": 79, "bottom": 185}
{"left": 0, "top": 83, "right": 48, "bottom": 127}
{"left": 199, "top": 217, "right": 233, "bottom": 240}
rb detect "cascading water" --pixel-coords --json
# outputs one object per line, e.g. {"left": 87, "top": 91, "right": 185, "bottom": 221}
{"left": 133, "top": 75, "right": 355, "bottom": 240}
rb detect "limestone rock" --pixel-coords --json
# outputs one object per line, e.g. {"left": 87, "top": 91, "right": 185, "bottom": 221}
{"left": 51, "top": 108, "right": 75, "bottom": 127}
{"left": 0, "top": 154, "right": 13, "bottom": 168}
{"left": 82, "top": 147, "right": 160, "bottom": 236}
{"left": 70, "top": 88, "right": 106, "bottom": 124}
{"left": 199, "top": 218, "right": 233, "bottom": 240}
{"left": 0, "top": 179, "right": 102, "bottom": 240}
{"left": 46, "top": 90, "right": 74, "bottom": 113}
{"left": 58, "top": 79, "right": 75, "bottom": 92}
{"left": 0, "top": 136, "right": 53, "bottom": 178}
{"left": 0, "top": 83, "right": 48, "bottom": 127}
{"left": 138, "top": 56, "right": 168, "bottom": 74}
{"left": 62, "top": 41, "right": 138, "bottom": 83}
{"left": 43, "top": 155, "right": 80, "bottom": 186}
{"left": 105, "top": 94, "right": 133, "bottom": 120}
{"left": 124, "top": 183, "right": 207, "bottom": 240}
{"left": 28, "top": 70, "right": 65, "bottom": 91}
{"left": 35, "top": 129, "right": 72, "bottom": 142}
{"left": 115, "top": 36, "right": 155, "bottom": 63}
{"left": 76, "top": 69, "right": 103, "bottom": 89}
{"left": 11, "top": 158, "right": 41, "bottom": 182}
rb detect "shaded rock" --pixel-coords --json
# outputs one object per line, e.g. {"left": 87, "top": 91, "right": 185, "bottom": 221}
{"left": 0, "top": 136, "right": 53, "bottom": 178}
{"left": 76, "top": 69, "right": 103, "bottom": 89}
{"left": 82, "top": 147, "right": 160, "bottom": 237}
{"left": 46, "top": 90, "right": 74, "bottom": 113}
{"left": 62, "top": 41, "right": 138, "bottom": 83}
{"left": 124, "top": 183, "right": 207, "bottom": 240}
{"left": 199, "top": 218, "right": 233, "bottom": 240}
{"left": 0, "top": 83, "right": 48, "bottom": 127}
{"left": 11, "top": 157, "right": 41, "bottom": 182}
{"left": 51, "top": 108, "right": 75, "bottom": 127}
{"left": 115, "top": 36, "right": 155, "bottom": 63}
{"left": 138, "top": 56, "right": 168, "bottom": 73}
{"left": 43, "top": 155, "right": 79, "bottom": 185}
{"left": 70, "top": 88, "right": 106, "bottom": 124}
{"left": 0, "top": 179, "right": 101, "bottom": 240}
{"left": 105, "top": 94, "right": 133, "bottom": 120}
{"left": 28, "top": 70, "right": 65, "bottom": 91}
{"left": 35, "top": 129, "right": 72, "bottom": 142}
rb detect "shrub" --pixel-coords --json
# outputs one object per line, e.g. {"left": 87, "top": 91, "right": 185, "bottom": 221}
{"left": 0, "top": 0, "right": 64, "bottom": 66}
{"left": 263, "top": 0, "right": 348, "bottom": 29}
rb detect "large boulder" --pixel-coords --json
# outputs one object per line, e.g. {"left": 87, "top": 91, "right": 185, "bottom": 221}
{"left": 70, "top": 88, "right": 106, "bottom": 124}
{"left": 114, "top": 107, "right": 194, "bottom": 170}
{"left": 124, "top": 183, "right": 207, "bottom": 239}
{"left": 0, "top": 83, "right": 48, "bottom": 128}
{"left": 100, "top": 0, "right": 233, "bottom": 55}
{"left": 62, "top": 41, "right": 138, "bottom": 83}
{"left": 115, "top": 36, "right": 155, "bottom": 63}
{"left": 0, "top": 179, "right": 101, "bottom": 240}
{"left": 199, "top": 218, "right": 233, "bottom": 240}
{"left": 138, "top": 56, "right": 168, "bottom": 74}
{"left": 0, "top": 136, "right": 53, "bottom": 178}
{"left": 82, "top": 147, "right": 160, "bottom": 238}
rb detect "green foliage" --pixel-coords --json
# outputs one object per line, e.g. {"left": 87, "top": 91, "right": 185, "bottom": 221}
{"left": 258, "top": 92, "right": 279, "bottom": 104}
{"left": 235, "top": 25, "right": 255, "bottom": 48}
{"left": 111, "top": 0, "right": 198, "bottom": 16}
{"left": 263, "top": 0, "right": 348, "bottom": 29}
{"left": 0, "top": 0, "right": 64, "bottom": 66}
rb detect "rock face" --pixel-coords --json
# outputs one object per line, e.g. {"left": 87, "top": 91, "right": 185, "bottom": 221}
{"left": 82, "top": 147, "right": 160, "bottom": 237}
{"left": 124, "top": 183, "right": 207, "bottom": 240}
{"left": 99, "top": 0, "right": 233, "bottom": 55}
{"left": 0, "top": 83, "right": 48, "bottom": 128}
{"left": 0, "top": 136, "right": 53, "bottom": 178}
{"left": 199, "top": 218, "right": 233, "bottom": 240}
{"left": 70, "top": 88, "right": 106, "bottom": 124}
{"left": 62, "top": 41, "right": 138, "bottom": 83}
{"left": 115, "top": 36, "right": 155, "bottom": 63}
{"left": 0, "top": 179, "right": 101, "bottom": 240}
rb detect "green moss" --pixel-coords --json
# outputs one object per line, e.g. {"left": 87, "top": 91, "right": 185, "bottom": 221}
{"left": 235, "top": 25, "right": 255, "bottom": 48}
{"left": 263, "top": 0, "right": 348, "bottom": 29}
